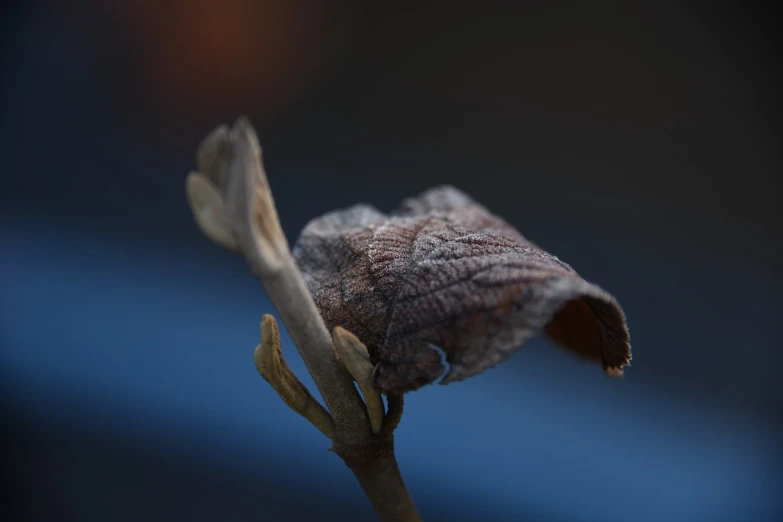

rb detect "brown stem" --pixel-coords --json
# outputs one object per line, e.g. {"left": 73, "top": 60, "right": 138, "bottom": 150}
{"left": 380, "top": 394, "right": 404, "bottom": 438}
{"left": 335, "top": 436, "right": 422, "bottom": 522}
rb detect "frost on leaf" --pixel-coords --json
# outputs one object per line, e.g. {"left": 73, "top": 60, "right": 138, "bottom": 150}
{"left": 293, "top": 186, "right": 631, "bottom": 394}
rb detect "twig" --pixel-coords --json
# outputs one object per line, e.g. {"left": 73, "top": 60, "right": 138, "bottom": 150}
{"left": 186, "top": 117, "right": 421, "bottom": 521}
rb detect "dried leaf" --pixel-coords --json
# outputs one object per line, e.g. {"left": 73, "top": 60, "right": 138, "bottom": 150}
{"left": 293, "top": 186, "right": 631, "bottom": 394}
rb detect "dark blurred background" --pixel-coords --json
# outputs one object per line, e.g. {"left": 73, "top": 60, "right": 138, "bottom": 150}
{"left": 2, "top": 1, "right": 781, "bottom": 521}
